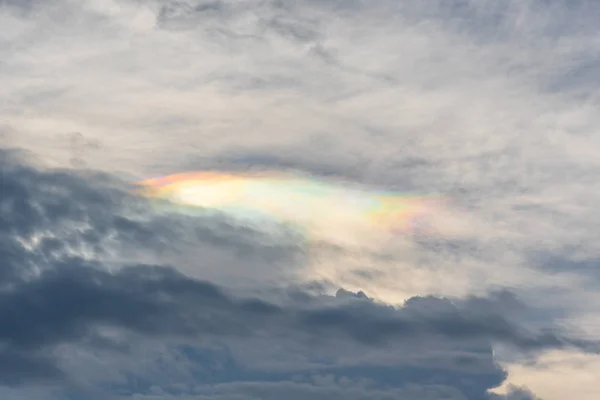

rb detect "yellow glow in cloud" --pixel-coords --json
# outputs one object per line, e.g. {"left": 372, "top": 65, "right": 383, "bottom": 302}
{"left": 493, "top": 350, "right": 600, "bottom": 400}
{"left": 136, "top": 170, "right": 446, "bottom": 249}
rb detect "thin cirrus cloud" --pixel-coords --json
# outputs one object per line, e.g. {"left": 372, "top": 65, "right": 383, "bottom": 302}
{"left": 2, "top": 0, "right": 600, "bottom": 399}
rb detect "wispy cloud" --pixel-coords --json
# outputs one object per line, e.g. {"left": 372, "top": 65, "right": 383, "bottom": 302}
{"left": 2, "top": 1, "right": 600, "bottom": 398}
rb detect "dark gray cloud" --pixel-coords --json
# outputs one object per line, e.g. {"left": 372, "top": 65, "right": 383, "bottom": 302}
{"left": 0, "top": 0, "right": 36, "bottom": 10}
{"left": 125, "top": 381, "right": 542, "bottom": 400}
{"left": 0, "top": 349, "right": 63, "bottom": 386}
{"left": 3, "top": 0, "right": 600, "bottom": 397}
{"left": 0, "top": 147, "right": 304, "bottom": 284}
{"left": 2, "top": 257, "right": 595, "bottom": 369}
{"left": 0, "top": 148, "right": 565, "bottom": 399}
{"left": 132, "top": 379, "right": 470, "bottom": 400}
{"left": 530, "top": 250, "right": 600, "bottom": 283}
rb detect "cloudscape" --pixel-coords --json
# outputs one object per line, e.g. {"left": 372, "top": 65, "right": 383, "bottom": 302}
{"left": 2, "top": 1, "right": 600, "bottom": 399}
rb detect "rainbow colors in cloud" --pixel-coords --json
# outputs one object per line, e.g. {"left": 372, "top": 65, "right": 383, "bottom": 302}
{"left": 136, "top": 171, "right": 444, "bottom": 247}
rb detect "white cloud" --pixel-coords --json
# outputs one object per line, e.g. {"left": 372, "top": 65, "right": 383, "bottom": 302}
{"left": 3, "top": 0, "right": 600, "bottom": 398}
{"left": 493, "top": 350, "right": 600, "bottom": 400}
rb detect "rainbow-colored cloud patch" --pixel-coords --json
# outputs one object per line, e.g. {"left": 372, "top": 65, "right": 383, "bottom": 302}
{"left": 136, "top": 171, "right": 444, "bottom": 247}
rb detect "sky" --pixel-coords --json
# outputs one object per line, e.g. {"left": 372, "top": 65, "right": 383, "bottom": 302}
{"left": 1, "top": 0, "right": 600, "bottom": 399}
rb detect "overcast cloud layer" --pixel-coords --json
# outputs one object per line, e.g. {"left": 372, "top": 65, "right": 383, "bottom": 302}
{"left": 2, "top": 1, "right": 600, "bottom": 399}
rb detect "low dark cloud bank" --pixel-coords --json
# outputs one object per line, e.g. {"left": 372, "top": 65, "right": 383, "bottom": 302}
{"left": 0, "top": 148, "right": 564, "bottom": 399}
